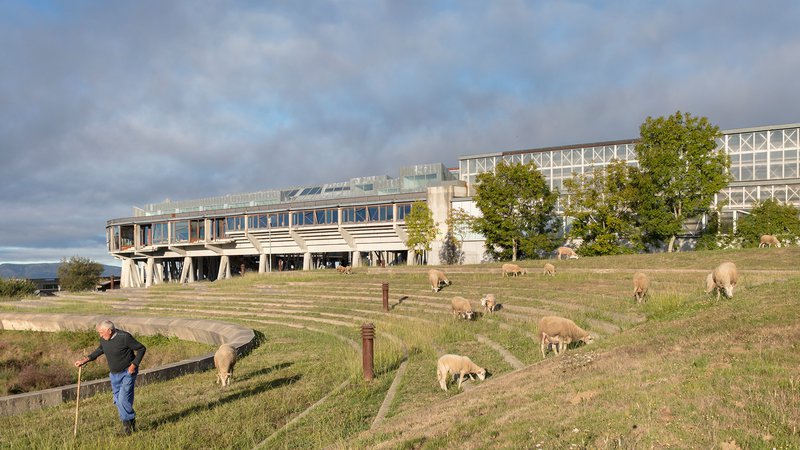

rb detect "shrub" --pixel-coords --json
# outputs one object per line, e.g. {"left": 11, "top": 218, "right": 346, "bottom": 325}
{"left": 0, "top": 278, "right": 36, "bottom": 298}
{"left": 57, "top": 256, "right": 103, "bottom": 292}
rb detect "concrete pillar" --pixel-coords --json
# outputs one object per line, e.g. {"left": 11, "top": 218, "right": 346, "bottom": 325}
{"left": 259, "top": 254, "right": 266, "bottom": 274}
{"left": 407, "top": 250, "right": 414, "bottom": 266}
{"left": 145, "top": 258, "right": 154, "bottom": 288}
{"left": 303, "top": 252, "right": 311, "bottom": 271}
{"left": 352, "top": 251, "right": 361, "bottom": 267}
{"left": 154, "top": 262, "right": 164, "bottom": 285}
{"left": 218, "top": 255, "right": 230, "bottom": 280}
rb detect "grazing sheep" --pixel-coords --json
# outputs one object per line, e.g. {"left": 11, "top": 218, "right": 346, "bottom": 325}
{"left": 436, "top": 354, "right": 486, "bottom": 391}
{"left": 632, "top": 272, "right": 649, "bottom": 303}
{"left": 555, "top": 246, "right": 579, "bottom": 260}
{"left": 501, "top": 263, "right": 526, "bottom": 277}
{"left": 712, "top": 262, "right": 738, "bottom": 300}
{"left": 451, "top": 296, "right": 475, "bottom": 320}
{"left": 704, "top": 272, "right": 717, "bottom": 296}
{"left": 336, "top": 265, "right": 352, "bottom": 274}
{"left": 214, "top": 344, "right": 237, "bottom": 387}
{"left": 538, "top": 316, "right": 594, "bottom": 358}
{"left": 759, "top": 235, "right": 781, "bottom": 248}
{"left": 543, "top": 263, "right": 556, "bottom": 277}
{"left": 539, "top": 332, "right": 564, "bottom": 358}
{"left": 428, "top": 269, "right": 451, "bottom": 292}
{"left": 480, "top": 294, "right": 496, "bottom": 314}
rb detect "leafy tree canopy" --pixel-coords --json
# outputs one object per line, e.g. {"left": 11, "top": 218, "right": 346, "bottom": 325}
{"left": 57, "top": 256, "right": 103, "bottom": 292}
{"left": 632, "top": 111, "right": 731, "bottom": 252}
{"left": 563, "top": 160, "right": 640, "bottom": 256}
{"left": 473, "top": 161, "right": 560, "bottom": 261}
{"left": 404, "top": 201, "right": 438, "bottom": 264}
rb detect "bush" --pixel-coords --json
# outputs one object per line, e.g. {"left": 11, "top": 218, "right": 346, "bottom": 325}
{"left": 0, "top": 278, "right": 36, "bottom": 298}
{"left": 57, "top": 256, "right": 103, "bottom": 292}
{"left": 736, "top": 199, "right": 800, "bottom": 247}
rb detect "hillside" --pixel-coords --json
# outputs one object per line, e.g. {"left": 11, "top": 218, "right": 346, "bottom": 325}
{"left": 0, "top": 247, "right": 798, "bottom": 449}
{"left": 0, "top": 263, "right": 121, "bottom": 279}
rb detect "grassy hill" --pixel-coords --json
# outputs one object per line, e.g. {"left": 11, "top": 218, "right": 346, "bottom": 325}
{"left": 0, "top": 247, "right": 798, "bottom": 449}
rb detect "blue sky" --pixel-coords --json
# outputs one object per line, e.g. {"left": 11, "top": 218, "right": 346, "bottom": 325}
{"left": 1, "top": 1, "right": 799, "bottom": 266}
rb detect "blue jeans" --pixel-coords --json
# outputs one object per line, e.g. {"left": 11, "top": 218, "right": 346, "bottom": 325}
{"left": 109, "top": 369, "right": 137, "bottom": 421}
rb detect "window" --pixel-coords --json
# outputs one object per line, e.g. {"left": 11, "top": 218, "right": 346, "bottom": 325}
{"left": 171, "top": 221, "right": 189, "bottom": 243}
{"left": 189, "top": 220, "right": 204, "bottom": 242}
{"left": 226, "top": 216, "right": 245, "bottom": 233}
{"left": 355, "top": 207, "right": 366, "bottom": 222}
{"left": 212, "top": 218, "right": 226, "bottom": 240}
{"left": 153, "top": 223, "right": 168, "bottom": 244}
{"left": 248, "top": 215, "right": 269, "bottom": 229}
{"left": 140, "top": 224, "right": 152, "bottom": 247}
{"left": 397, "top": 203, "right": 412, "bottom": 220}
{"left": 120, "top": 226, "right": 134, "bottom": 249}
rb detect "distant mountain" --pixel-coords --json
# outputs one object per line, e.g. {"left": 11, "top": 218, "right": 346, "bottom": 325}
{"left": 0, "top": 263, "right": 121, "bottom": 279}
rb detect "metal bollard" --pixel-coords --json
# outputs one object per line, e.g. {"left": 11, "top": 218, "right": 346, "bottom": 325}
{"left": 361, "top": 323, "right": 375, "bottom": 381}
{"left": 382, "top": 282, "right": 389, "bottom": 311}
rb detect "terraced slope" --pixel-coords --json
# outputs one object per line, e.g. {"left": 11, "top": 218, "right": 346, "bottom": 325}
{"left": 1, "top": 247, "right": 798, "bottom": 449}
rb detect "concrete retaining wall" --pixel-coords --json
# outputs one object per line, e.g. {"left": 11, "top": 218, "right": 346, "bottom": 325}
{"left": 0, "top": 313, "right": 256, "bottom": 416}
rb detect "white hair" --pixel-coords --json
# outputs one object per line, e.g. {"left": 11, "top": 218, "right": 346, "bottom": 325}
{"left": 96, "top": 320, "right": 115, "bottom": 332}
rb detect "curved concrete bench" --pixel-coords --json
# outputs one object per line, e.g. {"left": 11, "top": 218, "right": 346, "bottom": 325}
{"left": 0, "top": 313, "right": 256, "bottom": 416}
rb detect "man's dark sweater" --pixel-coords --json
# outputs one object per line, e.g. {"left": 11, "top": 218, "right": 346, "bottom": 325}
{"left": 87, "top": 329, "right": 147, "bottom": 373}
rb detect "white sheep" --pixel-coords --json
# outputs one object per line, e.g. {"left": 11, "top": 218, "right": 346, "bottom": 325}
{"left": 555, "top": 246, "right": 579, "bottom": 260}
{"left": 501, "top": 263, "right": 526, "bottom": 277}
{"left": 759, "top": 235, "right": 781, "bottom": 248}
{"left": 712, "top": 261, "right": 738, "bottom": 300}
{"left": 436, "top": 354, "right": 486, "bottom": 391}
{"left": 538, "top": 316, "right": 594, "bottom": 358}
{"left": 704, "top": 272, "right": 717, "bottom": 296}
{"left": 428, "top": 269, "right": 451, "bottom": 292}
{"left": 451, "top": 296, "right": 475, "bottom": 320}
{"left": 543, "top": 263, "right": 556, "bottom": 277}
{"left": 632, "top": 272, "right": 649, "bottom": 304}
{"left": 214, "top": 344, "right": 237, "bottom": 387}
{"left": 480, "top": 294, "right": 496, "bottom": 314}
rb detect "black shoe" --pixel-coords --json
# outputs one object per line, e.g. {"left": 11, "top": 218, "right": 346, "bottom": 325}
{"left": 118, "top": 420, "right": 132, "bottom": 436}
{"left": 130, "top": 418, "right": 136, "bottom": 432}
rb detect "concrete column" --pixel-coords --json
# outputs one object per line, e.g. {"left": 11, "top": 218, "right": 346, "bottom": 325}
{"left": 218, "top": 255, "right": 230, "bottom": 280}
{"left": 259, "top": 254, "right": 266, "bottom": 273}
{"left": 352, "top": 251, "right": 361, "bottom": 267}
{"left": 154, "top": 261, "right": 164, "bottom": 285}
{"left": 407, "top": 250, "right": 414, "bottom": 266}
{"left": 145, "top": 258, "right": 154, "bottom": 288}
{"left": 303, "top": 252, "right": 311, "bottom": 270}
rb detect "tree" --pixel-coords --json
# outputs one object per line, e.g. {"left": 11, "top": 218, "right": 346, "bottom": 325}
{"left": 736, "top": 199, "right": 800, "bottom": 247}
{"left": 563, "top": 160, "right": 640, "bottom": 255}
{"left": 439, "top": 208, "right": 471, "bottom": 265}
{"left": 632, "top": 111, "right": 731, "bottom": 252}
{"left": 0, "top": 278, "right": 36, "bottom": 298}
{"left": 57, "top": 256, "right": 103, "bottom": 291}
{"left": 404, "top": 201, "right": 438, "bottom": 264}
{"left": 439, "top": 230, "right": 464, "bottom": 265}
{"left": 473, "top": 161, "right": 560, "bottom": 261}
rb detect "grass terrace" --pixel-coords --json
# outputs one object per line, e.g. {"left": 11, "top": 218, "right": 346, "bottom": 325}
{"left": 0, "top": 247, "right": 798, "bottom": 449}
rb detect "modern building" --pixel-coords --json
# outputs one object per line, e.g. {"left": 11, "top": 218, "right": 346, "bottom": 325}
{"left": 108, "top": 123, "right": 799, "bottom": 287}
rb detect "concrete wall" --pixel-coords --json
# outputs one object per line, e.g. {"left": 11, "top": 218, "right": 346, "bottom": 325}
{"left": 0, "top": 313, "right": 256, "bottom": 416}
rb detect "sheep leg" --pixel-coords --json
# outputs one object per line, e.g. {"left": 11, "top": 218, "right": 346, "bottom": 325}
{"left": 457, "top": 371, "right": 465, "bottom": 390}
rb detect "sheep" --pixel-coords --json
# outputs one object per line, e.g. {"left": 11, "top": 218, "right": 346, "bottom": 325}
{"left": 704, "top": 272, "right": 717, "bottom": 296}
{"left": 480, "top": 294, "right": 496, "bottom": 314}
{"left": 632, "top": 272, "right": 649, "bottom": 304}
{"left": 501, "top": 263, "right": 526, "bottom": 277}
{"left": 539, "top": 332, "right": 564, "bottom": 358}
{"left": 759, "top": 234, "right": 781, "bottom": 248}
{"left": 712, "top": 262, "right": 738, "bottom": 300}
{"left": 214, "top": 344, "right": 237, "bottom": 387}
{"left": 543, "top": 263, "right": 556, "bottom": 277}
{"left": 436, "top": 354, "right": 486, "bottom": 391}
{"left": 451, "top": 296, "right": 475, "bottom": 320}
{"left": 555, "top": 246, "right": 579, "bottom": 260}
{"left": 538, "top": 316, "right": 594, "bottom": 358}
{"left": 336, "top": 265, "right": 352, "bottom": 274}
{"left": 428, "top": 269, "right": 451, "bottom": 292}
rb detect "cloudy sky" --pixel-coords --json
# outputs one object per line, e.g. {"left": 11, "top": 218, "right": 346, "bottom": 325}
{"left": 1, "top": 1, "right": 798, "bottom": 266}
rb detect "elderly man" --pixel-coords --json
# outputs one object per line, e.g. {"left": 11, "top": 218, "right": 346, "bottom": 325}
{"left": 74, "top": 320, "right": 146, "bottom": 436}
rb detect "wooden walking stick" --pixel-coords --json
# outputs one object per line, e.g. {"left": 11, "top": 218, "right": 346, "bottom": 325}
{"left": 73, "top": 364, "right": 82, "bottom": 437}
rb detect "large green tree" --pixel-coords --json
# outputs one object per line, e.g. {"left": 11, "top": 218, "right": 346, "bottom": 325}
{"left": 473, "top": 161, "right": 559, "bottom": 261}
{"left": 563, "top": 160, "right": 640, "bottom": 255}
{"left": 632, "top": 111, "right": 731, "bottom": 252}
{"left": 57, "top": 256, "right": 103, "bottom": 291}
{"left": 404, "top": 201, "right": 438, "bottom": 264}
{"left": 736, "top": 199, "right": 800, "bottom": 247}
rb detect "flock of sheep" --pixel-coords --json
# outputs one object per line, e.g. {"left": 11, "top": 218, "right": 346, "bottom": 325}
{"left": 211, "top": 237, "right": 778, "bottom": 391}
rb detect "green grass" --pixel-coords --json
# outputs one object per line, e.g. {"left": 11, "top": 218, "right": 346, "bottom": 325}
{"left": 1, "top": 246, "right": 799, "bottom": 449}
